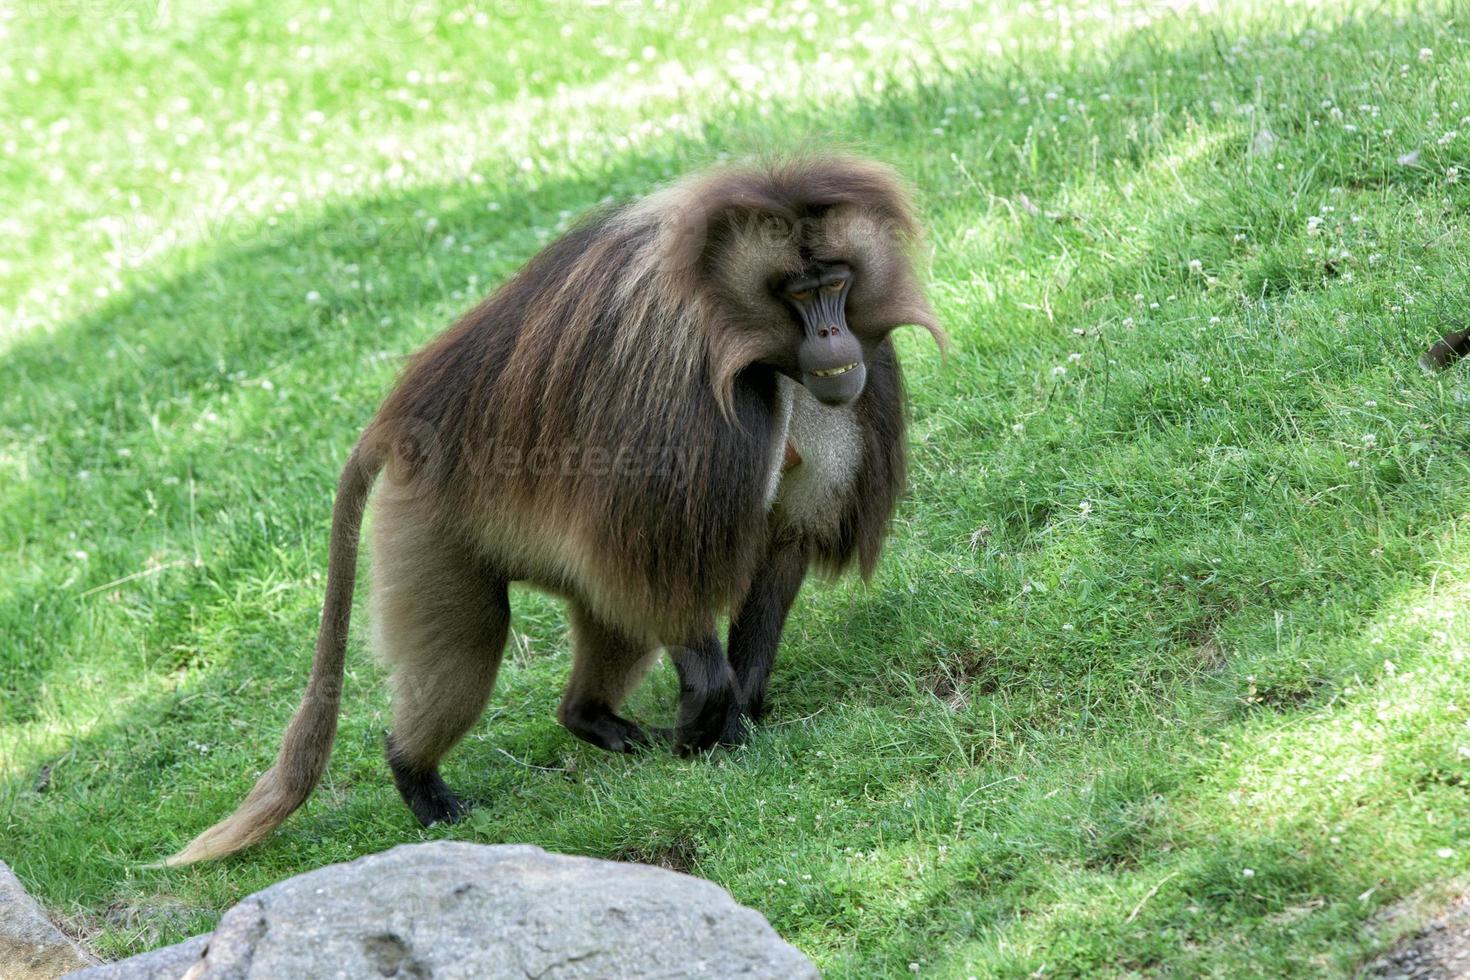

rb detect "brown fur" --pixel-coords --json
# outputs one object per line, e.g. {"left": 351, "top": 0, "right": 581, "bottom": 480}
{"left": 165, "top": 155, "right": 940, "bottom": 864}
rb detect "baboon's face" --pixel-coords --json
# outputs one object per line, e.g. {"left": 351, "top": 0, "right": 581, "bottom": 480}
{"left": 708, "top": 204, "right": 922, "bottom": 407}
{"left": 774, "top": 261, "right": 864, "bottom": 405}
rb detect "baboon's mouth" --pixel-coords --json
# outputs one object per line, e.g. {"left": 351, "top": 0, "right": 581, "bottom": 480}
{"left": 810, "top": 362, "right": 858, "bottom": 378}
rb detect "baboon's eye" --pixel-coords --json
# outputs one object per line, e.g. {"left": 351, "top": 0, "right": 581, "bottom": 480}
{"left": 789, "top": 288, "right": 814, "bottom": 302}
{"left": 824, "top": 278, "right": 846, "bottom": 292}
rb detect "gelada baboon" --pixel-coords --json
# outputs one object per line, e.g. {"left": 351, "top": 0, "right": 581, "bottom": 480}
{"left": 166, "top": 155, "right": 943, "bottom": 864}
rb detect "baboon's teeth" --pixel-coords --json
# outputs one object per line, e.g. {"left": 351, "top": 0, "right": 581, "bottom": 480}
{"left": 811, "top": 363, "right": 858, "bottom": 378}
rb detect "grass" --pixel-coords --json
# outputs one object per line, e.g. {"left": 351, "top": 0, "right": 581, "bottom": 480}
{"left": 2, "top": 0, "right": 1469, "bottom": 975}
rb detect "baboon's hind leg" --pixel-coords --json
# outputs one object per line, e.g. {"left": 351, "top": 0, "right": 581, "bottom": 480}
{"left": 558, "top": 602, "right": 659, "bottom": 752}
{"left": 373, "top": 501, "right": 509, "bottom": 827}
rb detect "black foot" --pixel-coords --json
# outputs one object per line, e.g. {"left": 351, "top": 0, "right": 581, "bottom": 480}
{"left": 674, "top": 692, "right": 745, "bottom": 757}
{"left": 387, "top": 736, "right": 468, "bottom": 827}
{"left": 650, "top": 715, "right": 746, "bottom": 754}
{"left": 670, "top": 640, "right": 745, "bottom": 757}
{"left": 720, "top": 708, "right": 749, "bottom": 748}
{"left": 561, "top": 701, "right": 652, "bottom": 753}
{"left": 742, "top": 689, "right": 768, "bottom": 724}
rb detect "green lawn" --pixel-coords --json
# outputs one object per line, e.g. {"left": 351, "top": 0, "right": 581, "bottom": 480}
{"left": 3, "top": 0, "right": 1469, "bottom": 975}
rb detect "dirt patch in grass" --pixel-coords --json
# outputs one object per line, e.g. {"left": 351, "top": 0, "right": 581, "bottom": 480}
{"left": 1191, "top": 637, "right": 1227, "bottom": 671}
{"left": 54, "top": 894, "right": 209, "bottom": 953}
{"left": 926, "top": 648, "right": 1000, "bottom": 712}
{"left": 612, "top": 834, "right": 700, "bottom": 875}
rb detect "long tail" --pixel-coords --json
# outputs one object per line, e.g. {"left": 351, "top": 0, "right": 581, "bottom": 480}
{"left": 165, "top": 440, "right": 383, "bottom": 865}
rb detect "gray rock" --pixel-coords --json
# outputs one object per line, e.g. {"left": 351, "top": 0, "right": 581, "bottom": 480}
{"left": 0, "top": 860, "right": 98, "bottom": 979}
{"left": 71, "top": 843, "right": 816, "bottom": 979}
{"left": 65, "top": 936, "right": 206, "bottom": 980}
{"left": 1362, "top": 890, "right": 1470, "bottom": 979}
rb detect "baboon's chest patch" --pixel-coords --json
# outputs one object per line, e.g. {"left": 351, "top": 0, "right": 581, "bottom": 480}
{"left": 766, "top": 377, "right": 861, "bottom": 536}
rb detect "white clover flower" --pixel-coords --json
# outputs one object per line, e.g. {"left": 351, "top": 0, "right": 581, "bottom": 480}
{"left": 1362, "top": 433, "right": 1377, "bottom": 447}
{"left": 1068, "top": 352, "right": 1082, "bottom": 363}
{"left": 305, "top": 290, "right": 322, "bottom": 303}
{"left": 1012, "top": 422, "right": 1025, "bottom": 434}
{"left": 1242, "top": 868, "right": 1255, "bottom": 878}
{"left": 1420, "top": 47, "right": 1434, "bottom": 61}
{"left": 1051, "top": 365, "right": 1067, "bottom": 379}
{"left": 1188, "top": 258, "right": 1203, "bottom": 272}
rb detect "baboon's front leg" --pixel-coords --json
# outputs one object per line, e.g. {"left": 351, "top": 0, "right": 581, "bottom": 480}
{"left": 669, "top": 632, "right": 745, "bottom": 755}
{"left": 727, "top": 542, "right": 808, "bottom": 721}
